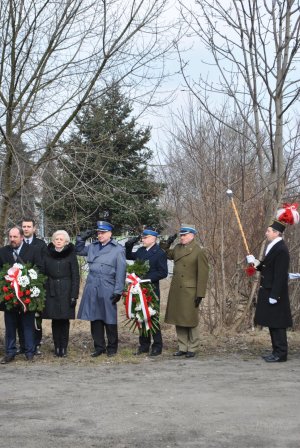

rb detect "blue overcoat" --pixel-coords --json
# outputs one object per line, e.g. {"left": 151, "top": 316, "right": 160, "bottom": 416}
{"left": 75, "top": 237, "right": 126, "bottom": 324}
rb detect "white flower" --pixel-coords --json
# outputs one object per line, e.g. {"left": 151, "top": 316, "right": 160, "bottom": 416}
{"left": 135, "top": 305, "right": 142, "bottom": 311}
{"left": 135, "top": 313, "right": 143, "bottom": 323}
{"left": 14, "top": 263, "right": 24, "bottom": 269}
{"left": 30, "top": 286, "right": 40, "bottom": 297}
{"left": 131, "top": 284, "right": 140, "bottom": 294}
{"left": 18, "top": 275, "right": 30, "bottom": 287}
{"left": 148, "top": 306, "right": 156, "bottom": 316}
{"left": 28, "top": 269, "right": 38, "bottom": 280}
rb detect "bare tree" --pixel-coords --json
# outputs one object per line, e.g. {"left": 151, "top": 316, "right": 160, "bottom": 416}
{"left": 0, "top": 0, "right": 178, "bottom": 242}
{"left": 178, "top": 0, "right": 300, "bottom": 224}
{"left": 159, "top": 101, "right": 265, "bottom": 330}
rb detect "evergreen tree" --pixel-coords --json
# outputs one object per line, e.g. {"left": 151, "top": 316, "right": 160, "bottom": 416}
{"left": 43, "top": 84, "right": 166, "bottom": 235}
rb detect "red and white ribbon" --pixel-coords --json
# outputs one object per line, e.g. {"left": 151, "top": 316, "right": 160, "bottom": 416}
{"left": 5, "top": 265, "right": 27, "bottom": 312}
{"left": 125, "top": 273, "right": 152, "bottom": 331}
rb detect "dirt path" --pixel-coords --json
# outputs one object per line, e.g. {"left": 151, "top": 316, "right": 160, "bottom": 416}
{"left": 1, "top": 276, "right": 300, "bottom": 448}
{"left": 1, "top": 352, "right": 300, "bottom": 448}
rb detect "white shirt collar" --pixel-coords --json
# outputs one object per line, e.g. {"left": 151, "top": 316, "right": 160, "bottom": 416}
{"left": 14, "top": 241, "right": 24, "bottom": 254}
{"left": 265, "top": 237, "right": 282, "bottom": 256}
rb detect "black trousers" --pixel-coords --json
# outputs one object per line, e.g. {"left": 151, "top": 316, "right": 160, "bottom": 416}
{"left": 139, "top": 324, "right": 163, "bottom": 353}
{"left": 35, "top": 317, "right": 43, "bottom": 347}
{"left": 91, "top": 320, "right": 118, "bottom": 354}
{"left": 52, "top": 319, "right": 70, "bottom": 350}
{"left": 269, "top": 328, "right": 288, "bottom": 359}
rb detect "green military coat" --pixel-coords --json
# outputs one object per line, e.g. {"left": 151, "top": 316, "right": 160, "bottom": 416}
{"left": 165, "top": 239, "right": 209, "bottom": 327}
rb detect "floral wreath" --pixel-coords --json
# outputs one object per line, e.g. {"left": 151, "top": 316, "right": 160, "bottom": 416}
{"left": 0, "top": 263, "right": 47, "bottom": 312}
{"left": 122, "top": 259, "right": 160, "bottom": 336}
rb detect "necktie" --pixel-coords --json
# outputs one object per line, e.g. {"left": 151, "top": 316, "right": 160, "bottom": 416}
{"left": 13, "top": 250, "right": 18, "bottom": 261}
{"left": 26, "top": 239, "right": 30, "bottom": 244}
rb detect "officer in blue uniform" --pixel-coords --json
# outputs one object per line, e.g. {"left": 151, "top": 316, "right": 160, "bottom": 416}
{"left": 76, "top": 221, "right": 126, "bottom": 357}
{"left": 125, "top": 227, "right": 168, "bottom": 356}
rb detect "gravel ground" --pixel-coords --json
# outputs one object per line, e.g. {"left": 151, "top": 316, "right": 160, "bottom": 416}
{"left": 0, "top": 351, "right": 300, "bottom": 448}
{"left": 1, "top": 276, "right": 300, "bottom": 448}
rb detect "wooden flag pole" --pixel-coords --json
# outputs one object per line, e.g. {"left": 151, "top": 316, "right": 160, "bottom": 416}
{"left": 226, "top": 189, "right": 250, "bottom": 255}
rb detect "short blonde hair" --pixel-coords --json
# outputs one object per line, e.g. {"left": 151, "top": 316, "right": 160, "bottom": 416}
{"left": 52, "top": 230, "right": 70, "bottom": 244}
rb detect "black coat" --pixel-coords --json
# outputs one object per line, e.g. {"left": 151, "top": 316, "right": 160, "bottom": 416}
{"left": 0, "top": 242, "right": 43, "bottom": 270}
{"left": 29, "top": 235, "right": 47, "bottom": 257}
{"left": 125, "top": 244, "right": 168, "bottom": 297}
{"left": 43, "top": 243, "right": 80, "bottom": 320}
{"left": 254, "top": 240, "right": 292, "bottom": 328}
{"left": 0, "top": 242, "right": 43, "bottom": 311}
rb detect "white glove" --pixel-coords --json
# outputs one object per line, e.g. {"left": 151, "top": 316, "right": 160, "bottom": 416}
{"left": 289, "top": 273, "right": 300, "bottom": 280}
{"left": 269, "top": 298, "right": 277, "bottom": 305}
{"left": 246, "top": 255, "right": 260, "bottom": 267}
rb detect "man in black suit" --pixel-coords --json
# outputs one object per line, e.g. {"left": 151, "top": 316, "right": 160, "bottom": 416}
{"left": 21, "top": 218, "right": 47, "bottom": 354}
{"left": 0, "top": 226, "right": 42, "bottom": 364}
{"left": 125, "top": 227, "right": 168, "bottom": 356}
{"left": 247, "top": 219, "right": 292, "bottom": 363}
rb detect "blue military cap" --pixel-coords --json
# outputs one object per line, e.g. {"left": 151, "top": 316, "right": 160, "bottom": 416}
{"left": 179, "top": 224, "right": 197, "bottom": 235}
{"left": 142, "top": 227, "right": 159, "bottom": 237}
{"left": 96, "top": 221, "right": 114, "bottom": 232}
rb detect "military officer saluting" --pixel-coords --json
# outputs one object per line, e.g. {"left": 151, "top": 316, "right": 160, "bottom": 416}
{"left": 75, "top": 221, "right": 126, "bottom": 357}
{"left": 125, "top": 226, "right": 168, "bottom": 356}
{"left": 163, "top": 224, "right": 209, "bottom": 358}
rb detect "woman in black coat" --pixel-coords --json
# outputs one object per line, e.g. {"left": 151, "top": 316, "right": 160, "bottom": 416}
{"left": 43, "top": 230, "right": 80, "bottom": 357}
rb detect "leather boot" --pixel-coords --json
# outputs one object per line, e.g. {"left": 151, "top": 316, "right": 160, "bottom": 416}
{"left": 61, "top": 347, "right": 67, "bottom": 358}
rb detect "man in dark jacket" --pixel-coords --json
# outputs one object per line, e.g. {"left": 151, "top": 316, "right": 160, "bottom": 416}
{"left": 0, "top": 226, "right": 43, "bottom": 364}
{"left": 247, "top": 219, "right": 292, "bottom": 362}
{"left": 125, "top": 227, "right": 168, "bottom": 356}
{"left": 20, "top": 218, "right": 47, "bottom": 355}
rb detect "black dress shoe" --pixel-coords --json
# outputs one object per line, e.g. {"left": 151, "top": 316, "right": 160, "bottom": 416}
{"left": 185, "top": 351, "right": 196, "bottom": 358}
{"left": 149, "top": 350, "right": 162, "bottom": 357}
{"left": 261, "top": 352, "right": 273, "bottom": 359}
{"left": 107, "top": 352, "right": 117, "bottom": 357}
{"left": 35, "top": 346, "right": 42, "bottom": 356}
{"left": 173, "top": 351, "right": 187, "bottom": 357}
{"left": 264, "top": 354, "right": 287, "bottom": 363}
{"left": 16, "top": 348, "right": 25, "bottom": 355}
{"left": 1, "top": 355, "right": 15, "bottom": 364}
{"left": 91, "top": 351, "right": 105, "bottom": 357}
{"left": 26, "top": 355, "right": 35, "bottom": 362}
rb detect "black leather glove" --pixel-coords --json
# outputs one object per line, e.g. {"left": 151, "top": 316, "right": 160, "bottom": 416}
{"left": 111, "top": 293, "right": 122, "bottom": 304}
{"left": 125, "top": 236, "right": 140, "bottom": 247}
{"left": 80, "top": 229, "right": 95, "bottom": 240}
{"left": 70, "top": 298, "right": 77, "bottom": 308}
{"left": 161, "top": 233, "right": 178, "bottom": 250}
{"left": 167, "top": 233, "right": 178, "bottom": 245}
{"left": 194, "top": 297, "right": 203, "bottom": 308}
